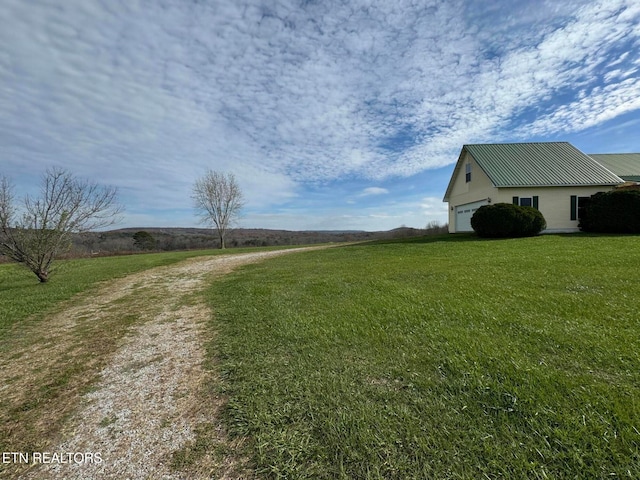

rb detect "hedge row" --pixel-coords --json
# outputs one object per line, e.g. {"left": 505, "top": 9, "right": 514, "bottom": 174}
{"left": 580, "top": 189, "right": 640, "bottom": 233}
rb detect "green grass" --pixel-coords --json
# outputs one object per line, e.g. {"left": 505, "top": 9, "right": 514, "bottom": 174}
{"left": 205, "top": 234, "right": 640, "bottom": 479}
{"left": 0, "top": 247, "right": 287, "bottom": 337}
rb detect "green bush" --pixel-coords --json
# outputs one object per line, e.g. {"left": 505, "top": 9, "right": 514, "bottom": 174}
{"left": 471, "top": 203, "right": 546, "bottom": 238}
{"left": 580, "top": 189, "right": 640, "bottom": 233}
{"left": 132, "top": 230, "right": 157, "bottom": 250}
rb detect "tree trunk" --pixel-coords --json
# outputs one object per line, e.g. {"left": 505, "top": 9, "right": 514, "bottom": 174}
{"left": 36, "top": 270, "right": 49, "bottom": 283}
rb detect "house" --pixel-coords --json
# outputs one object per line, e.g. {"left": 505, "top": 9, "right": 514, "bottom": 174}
{"left": 443, "top": 142, "right": 640, "bottom": 233}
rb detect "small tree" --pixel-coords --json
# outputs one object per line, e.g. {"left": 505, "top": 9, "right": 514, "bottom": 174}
{"left": 0, "top": 168, "right": 121, "bottom": 282}
{"left": 192, "top": 170, "right": 244, "bottom": 249}
{"left": 133, "top": 230, "right": 156, "bottom": 250}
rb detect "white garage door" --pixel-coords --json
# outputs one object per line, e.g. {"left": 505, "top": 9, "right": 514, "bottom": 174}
{"left": 455, "top": 200, "right": 488, "bottom": 232}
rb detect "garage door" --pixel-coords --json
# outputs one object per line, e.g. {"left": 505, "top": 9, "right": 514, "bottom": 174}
{"left": 455, "top": 200, "right": 488, "bottom": 232}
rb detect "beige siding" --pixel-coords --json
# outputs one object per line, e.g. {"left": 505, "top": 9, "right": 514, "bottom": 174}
{"left": 447, "top": 151, "right": 497, "bottom": 232}
{"left": 494, "top": 186, "right": 616, "bottom": 232}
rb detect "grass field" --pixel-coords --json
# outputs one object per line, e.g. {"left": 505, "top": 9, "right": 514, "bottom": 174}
{"left": 1, "top": 235, "right": 638, "bottom": 478}
{"left": 0, "top": 246, "right": 291, "bottom": 336}
{"left": 205, "top": 234, "right": 640, "bottom": 479}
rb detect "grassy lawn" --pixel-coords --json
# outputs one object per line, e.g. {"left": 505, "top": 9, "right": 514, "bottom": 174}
{"left": 206, "top": 234, "right": 640, "bottom": 479}
{"left": 0, "top": 246, "right": 291, "bottom": 336}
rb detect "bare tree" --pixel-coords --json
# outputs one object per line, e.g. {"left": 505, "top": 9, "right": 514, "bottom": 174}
{"left": 0, "top": 168, "right": 122, "bottom": 282}
{"left": 192, "top": 170, "right": 244, "bottom": 249}
{"left": 424, "top": 220, "right": 449, "bottom": 235}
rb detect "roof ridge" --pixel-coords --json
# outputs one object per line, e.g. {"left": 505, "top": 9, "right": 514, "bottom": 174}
{"left": 463, "top": 141, "right": 570, "bottom": 147}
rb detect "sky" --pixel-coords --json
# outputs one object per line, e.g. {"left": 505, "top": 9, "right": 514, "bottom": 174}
{"left": 1, "top": 0, "right": 639, "bottom": 232}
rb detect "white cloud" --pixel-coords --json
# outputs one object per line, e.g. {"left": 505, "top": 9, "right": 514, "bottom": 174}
{"left": 1, "top": 0, "right": 639, "bottom": 230}
{"left": 420, "top": 196, "right": 450, "bottom": 218}
{"left": 524, "top": 77, "right": 640, "bottom": 137}
{"left": 359, "top": 187, "right": 389, "bottom": 197}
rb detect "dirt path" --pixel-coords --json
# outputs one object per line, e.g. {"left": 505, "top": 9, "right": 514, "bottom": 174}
{"left": 13, "top": 247, "right": 326, "bottom": 479}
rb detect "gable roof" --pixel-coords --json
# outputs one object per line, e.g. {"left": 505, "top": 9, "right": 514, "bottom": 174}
{"left": 444, "top": 142, "right": 623, "bottom": 201}
{"left": 588, "top": 153, "right": 640, "bottom": 182}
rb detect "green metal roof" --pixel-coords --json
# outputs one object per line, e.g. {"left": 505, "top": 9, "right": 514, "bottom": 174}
{"left": 466, "top": 142, "right": 623, "bottom": 187}
{"left": 443, "top": 142, "right": 624, "bottom": 201}
{"left": 588, "top": 153, "right": 640, "bottom": 182}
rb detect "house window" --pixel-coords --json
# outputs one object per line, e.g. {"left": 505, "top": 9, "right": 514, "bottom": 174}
{"left": 512, "top": 196, "right": 539, "bottom": 209}
{"left": 578, "top": 197, "right": 590, "bottom": 219}
{"left": 465, "top": 163, "right": 471, "bottom": 183}
{"left": 570, "top": 195, "right": 591, "bottom": 221}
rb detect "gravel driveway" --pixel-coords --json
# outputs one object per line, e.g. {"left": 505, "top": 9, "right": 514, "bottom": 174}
{"left": 19, "top": 247, "right": 327, "bottom": 479}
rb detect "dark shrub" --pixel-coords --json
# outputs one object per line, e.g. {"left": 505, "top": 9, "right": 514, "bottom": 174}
{"left": 579, "top": 189, "right": 640, "bottom": 233}
{"left": 132, "top": 230, "right": 157, "bottom": 250}
{"left": 471, "top": 203, "right": 546, "bottom": 238}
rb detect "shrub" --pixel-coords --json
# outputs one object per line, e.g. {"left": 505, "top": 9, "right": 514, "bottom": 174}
{"left": 471, "top": 203, "right": 546, "bottom": 238}
{"left": 579, "top": 189, "right": 640, "bottom": 233}
{"left": 132, "top": 231, "right": 157, "bottom": 250}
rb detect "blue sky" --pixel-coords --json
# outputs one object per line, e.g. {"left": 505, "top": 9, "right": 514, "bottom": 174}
{"left": 1, "top": 0, "right": 639, "bottom": 231}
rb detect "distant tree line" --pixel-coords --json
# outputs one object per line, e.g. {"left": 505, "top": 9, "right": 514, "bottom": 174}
{"left": 60, "top": 223, "right": 448, "bottom": 258}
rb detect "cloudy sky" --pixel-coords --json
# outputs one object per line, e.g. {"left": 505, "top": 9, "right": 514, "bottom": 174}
{"left": 1, "top": 0, "right": 639, "bottom": 231}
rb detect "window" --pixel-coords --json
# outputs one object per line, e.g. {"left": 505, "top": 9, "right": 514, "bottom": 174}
{"left": 578, "top": 197, "right": 590, "bottom": 219}
{"left": 465, "top": 163, "right": 471, "bottom": 183}
{"left": 571, "top": 195, "right": 591, "bottom": 220}
{"left": 512, "top": 196, "right": 539, "bottom": 209}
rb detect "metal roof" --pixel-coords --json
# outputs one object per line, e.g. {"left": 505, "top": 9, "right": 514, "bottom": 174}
{"left": 466, "top": 142, "right": 623, "bottom": 187}
{"left": 589, "top": 153, "right": 640, "bottom": 182}
{"left": 443, "top": 142, "right": 624, "bottom": 201}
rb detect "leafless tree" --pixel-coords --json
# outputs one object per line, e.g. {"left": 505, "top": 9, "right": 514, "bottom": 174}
{"left": 192, "top": 170, "right": 244, "bottom": 249}
{"left": 424, "top": 220, "right": 449, "bottom": 235}
{"left": 0, "top": 168, "right": 122, "bottom": 282}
